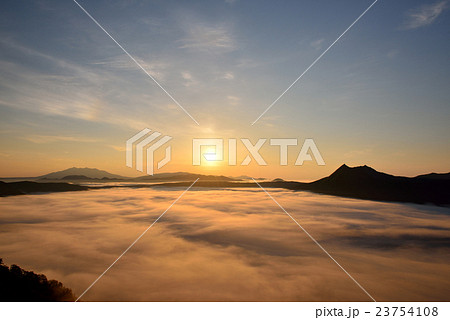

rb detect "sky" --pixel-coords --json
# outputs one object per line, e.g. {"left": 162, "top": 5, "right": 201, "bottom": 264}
{"left": 0, "top": 0, "right": 449, "bottom": 179}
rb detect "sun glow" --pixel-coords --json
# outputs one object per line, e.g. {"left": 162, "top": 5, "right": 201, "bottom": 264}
{"left": 202, "top": 147, "right": 221, "bottom": 166}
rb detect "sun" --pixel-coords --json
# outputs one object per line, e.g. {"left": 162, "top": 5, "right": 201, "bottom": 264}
{"left": 202, "top": 147, "right": 221, "bottom": 167}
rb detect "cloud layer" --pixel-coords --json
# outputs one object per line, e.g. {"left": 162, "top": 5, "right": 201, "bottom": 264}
{"left": 0, "top": 187, "right": 449, "bottom": 301}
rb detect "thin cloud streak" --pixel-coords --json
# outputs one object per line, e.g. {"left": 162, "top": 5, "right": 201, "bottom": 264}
{"left": 22, "top": 135, "right": 100, "bottom": 144}
{"left": 402, "top": 1, "right": 448, "bottom": 30}
{"left": 178, "top": 24, "right": 235, "bottom": 52}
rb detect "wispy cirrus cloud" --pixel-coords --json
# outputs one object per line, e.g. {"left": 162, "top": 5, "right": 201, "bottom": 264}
{"left": 310, "top": 38, "right": 325, "bottom": 50}
{"left": 227, "top": 95, "right": 240, "bottom": 106}
{"left": 181, "top": 71, "right": 199, "bottom": 87}
{"left": 0, "top": 39, "right": 187, "bottom": 130}
{"left": 178, "top": 24, "right": 235, "bottom": 52}
{"left": 22, "top": 135, "right": 100, "bottom": 144}
{"left": 91, "top": 56, "right": 168, "bottom": 81}
{"left": 223, "top": 72, "right": 234, "bottom": 80}
{"left": 402, "top": 1, "right": 448, "bottom": 30}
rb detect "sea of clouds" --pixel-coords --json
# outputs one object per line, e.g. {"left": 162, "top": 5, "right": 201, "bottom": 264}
{"left": 0, "top": 187, "right": 449, "bottom": 301}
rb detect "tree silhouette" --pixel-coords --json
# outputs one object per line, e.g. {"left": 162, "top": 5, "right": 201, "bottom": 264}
{"left": 0, "top": 258, "right": 75, "bottom": 301}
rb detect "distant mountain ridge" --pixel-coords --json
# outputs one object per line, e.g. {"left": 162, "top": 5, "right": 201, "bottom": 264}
{"left": 134, "top": 172, "right": 234, "bottom": 182}
{"left": 38, "top": 167, "right": 125, "bottom": 180}
{"left": 151, "top": 164, "right": 450, "bottom": 206}
{"left": 1, "top": 165, "right": 449, "bottom": 206}
{"left": 33, "top": 165, "right": 450, "bottom": 183}
{"left": 415, "top": 172, "right": 450, "bottom": 180}
{"left": 36, "top": 168, "right": 236, "bottom": 182}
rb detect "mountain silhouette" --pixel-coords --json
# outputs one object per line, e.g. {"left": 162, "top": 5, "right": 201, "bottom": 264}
{"left": 414, "top": 172, "right": 450, "bottom": 180}
{"left": 34, "top": 168, "right": 236, "bottom": 182}
{"left": 1, "top": 165, "right": 449, "bottom": 206}
{"left": 134, "top": 172, "right": 235, "bottom": 182}
{"left": 152, "top": 164, "right": 450, "bottom": 206}
{"left": 300, "top": 164, "right": 450, "bottom": 205}
{"left": 61, "top": 175, "right": 92, "bottom": 180}
{"left": 38, "top": 167, "right": 126, "bottom": 180}
{"left": 309, "top": 164, "right": 398, "bottom": 191}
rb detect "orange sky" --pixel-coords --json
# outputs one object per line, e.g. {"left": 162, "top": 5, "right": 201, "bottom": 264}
{"left": 0, "top": 1, "right": 449, "bottom": 180}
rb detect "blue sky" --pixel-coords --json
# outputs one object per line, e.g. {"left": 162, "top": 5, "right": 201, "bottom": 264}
{"left": 0, "top": 0, "right": 449, "bottom": 179}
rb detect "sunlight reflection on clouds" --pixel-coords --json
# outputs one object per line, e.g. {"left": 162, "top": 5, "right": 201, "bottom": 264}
{"left": 0, "top": 188, "right": 449, "bottom": 301}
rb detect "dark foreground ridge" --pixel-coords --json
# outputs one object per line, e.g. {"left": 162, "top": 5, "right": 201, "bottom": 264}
{"left": 0, "top": 258, "right": 75, "bottom": 302}
{"left": 0, "top": 181, "right": 88, "bottom": 196}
